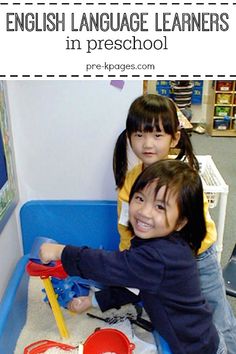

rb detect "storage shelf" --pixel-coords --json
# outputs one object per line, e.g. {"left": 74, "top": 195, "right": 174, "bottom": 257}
{"left": 214, "top": 104, "right": 233, "bottom": 106}
{"left": 211, "top": 130, "right": 236, "bottom": 137}
{"left": 215, "top": 90, "right": 234, "bottom": 93}
{"left": 206, "top": 81, "right": 236, "bottom": 136}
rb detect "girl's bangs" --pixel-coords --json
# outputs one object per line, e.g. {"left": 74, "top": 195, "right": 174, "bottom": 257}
{"left": 127, "top": 110, "right": 177, "bottom": 136}
{"left": 127, "top": 113, "right": 162, "bottom": 134}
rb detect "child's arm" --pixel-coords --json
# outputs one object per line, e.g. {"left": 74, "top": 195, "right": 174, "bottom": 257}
{"left": 40, "top": 242, "right": 163, "bottom": 292}
{"left": 117, "top": 165, "right": 142, "bottom": 250}
{"left": 39, "top": 243, "right": 65, "bottom": 264}
{"left": 59, "top": 244, "right": 163, "bottom": 292}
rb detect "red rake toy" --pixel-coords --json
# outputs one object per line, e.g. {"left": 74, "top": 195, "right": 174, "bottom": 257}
{"left": 26, "top": 259, "right": 69, "bottom": 338}
{"left": 24, "top": 339, "right": 76, "bottom": 354}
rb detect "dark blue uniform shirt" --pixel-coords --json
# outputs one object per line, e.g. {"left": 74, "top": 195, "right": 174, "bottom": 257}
{"left": 61, "top": 233, "right": 219, "bottom": 354}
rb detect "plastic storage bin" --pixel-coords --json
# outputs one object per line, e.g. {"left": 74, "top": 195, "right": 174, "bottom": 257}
{"left": 156, "top": 86, "right": 171, "bottom": 97}
{"left": 216, "top": 93, "right": 232, "bottom": 104}
{"left": 192, "top": 87, "right": 203, "bottom": 104}
{"left": 215, "top": 106, "right": 231, "bottom": 117}
{"left": 156, "top": 80, "right": 171, "bottom": 97}
{"left": 216, "top": 81, "right": 233, "bottom": 91}
{"left": 197, "top": 155, "right": 229, "bottom": 259}
{"left": 214, "top": 117, "right": 230, "bottom": 130}
{"left": 193, "top": 80, "right": 203, "bottom": 87}
{"left": 198, "top": 155, "right": 227, "bottom": 208}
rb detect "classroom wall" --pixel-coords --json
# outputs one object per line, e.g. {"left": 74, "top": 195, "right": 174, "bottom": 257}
{"left": 7, "top": 81, "right": 142, "bottom": 201}
{"left": 0, "top": 211, "right": 22, "bottom": 300}
{"left": 0, "top": 80, "right": 142, "bottom": 300}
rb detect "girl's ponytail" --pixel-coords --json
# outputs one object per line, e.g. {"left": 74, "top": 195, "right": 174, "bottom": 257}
{"left": 176, "top": 128, "right": 199, "bottom": 171}
{"left": 113, "top": 129, "right": 128, "bottom": 189}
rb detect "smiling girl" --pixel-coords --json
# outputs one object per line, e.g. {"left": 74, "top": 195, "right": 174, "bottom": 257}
{"left": 40, "top": 160, "right": 226, "bottom": 354}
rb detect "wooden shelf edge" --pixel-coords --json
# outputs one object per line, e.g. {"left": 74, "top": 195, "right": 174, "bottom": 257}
{"left": 211, "top": 130, "right": 236, "bottom": 137}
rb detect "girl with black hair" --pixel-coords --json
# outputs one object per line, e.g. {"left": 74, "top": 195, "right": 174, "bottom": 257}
{"left": 40, "top": 160, "right": 226, "bottom": 354}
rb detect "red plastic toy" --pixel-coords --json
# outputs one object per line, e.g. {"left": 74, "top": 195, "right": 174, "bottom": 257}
{"left": 24, "top": 339, "right": 76, "bottom": 353}
{"left": 26, "top": 260, "right": 67, "bottom": 279}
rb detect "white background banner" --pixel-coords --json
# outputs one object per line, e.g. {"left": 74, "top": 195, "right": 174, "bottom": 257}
{"left": 0, "top": 1, "right": 235, "bottom": 79}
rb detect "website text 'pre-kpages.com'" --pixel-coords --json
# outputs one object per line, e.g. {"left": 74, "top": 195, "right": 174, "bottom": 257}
{"left": 85, "top": 62, "right": 155, "bottom": 73}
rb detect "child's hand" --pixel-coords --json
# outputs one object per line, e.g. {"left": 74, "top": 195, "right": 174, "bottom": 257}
{"left": 39, "top": 243, "right": 65, "bottom": 264}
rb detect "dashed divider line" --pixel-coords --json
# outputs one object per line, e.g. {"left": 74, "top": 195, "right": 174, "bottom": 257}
{"left": 0, "top": 1, "right": 235, "bottom": 4}
{"left": 1, "top": 74, "right": 236, "bottom": 78}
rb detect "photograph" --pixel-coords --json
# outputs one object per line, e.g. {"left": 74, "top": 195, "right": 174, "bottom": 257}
{"left": 0, "top": 80, "right": 235, "bottom": 354}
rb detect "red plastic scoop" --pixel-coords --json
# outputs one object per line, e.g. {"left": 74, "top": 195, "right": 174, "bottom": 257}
{"left": 26, "top": 260, "right": 67, "bottom": 279}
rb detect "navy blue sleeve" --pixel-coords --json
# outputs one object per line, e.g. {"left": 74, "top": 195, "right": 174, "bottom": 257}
{"left": 61, "top": 244, "right": 164, "bottom": 293}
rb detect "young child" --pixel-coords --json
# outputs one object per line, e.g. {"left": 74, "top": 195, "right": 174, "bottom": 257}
{"left": 113, "top": 94, "right": 199, "bottom": 251}
{"left": 40, "top": 160, "right": 226, "bottom": 354}
{"left": 114, "top": 94, "right": 236, "bottom": 353}
{"left": 69, "top": 94, "right": 236, "bottom": 353}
